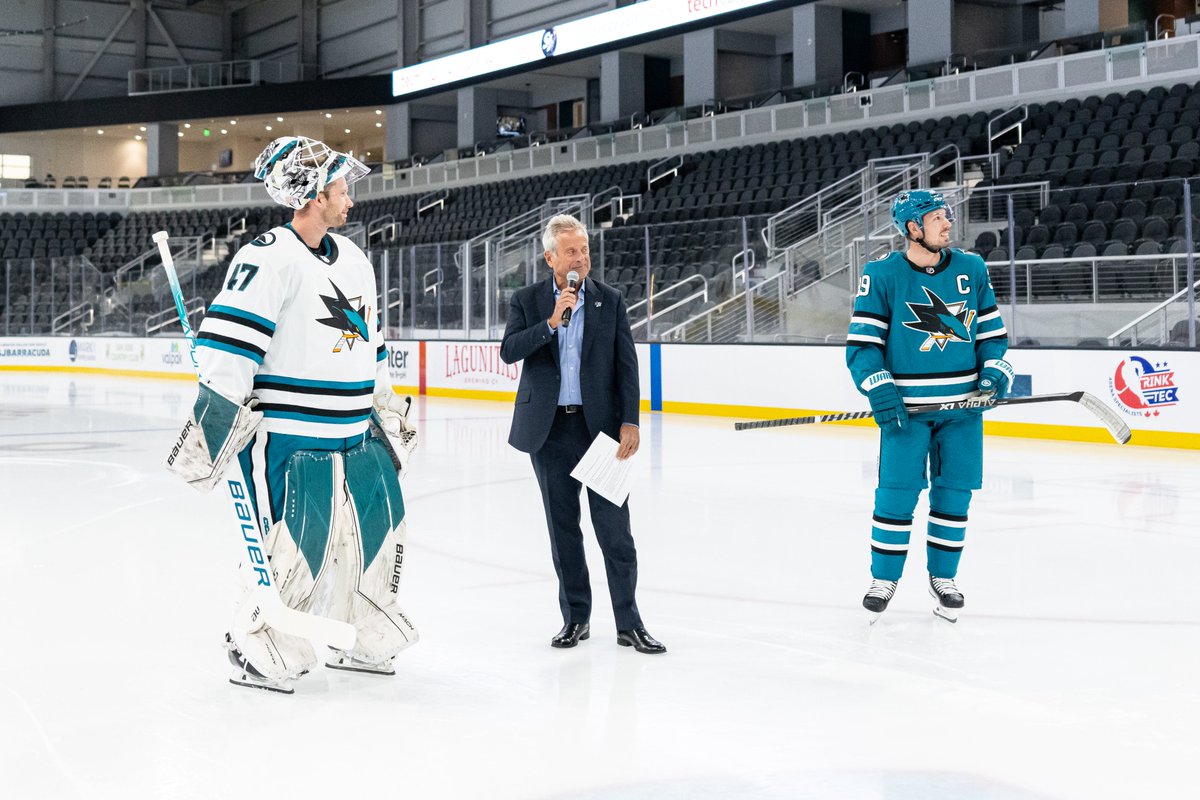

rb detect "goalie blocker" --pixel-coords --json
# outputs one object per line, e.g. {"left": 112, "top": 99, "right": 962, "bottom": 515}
{"left": 166, "top": 383, "right": 262, "bottom": 492}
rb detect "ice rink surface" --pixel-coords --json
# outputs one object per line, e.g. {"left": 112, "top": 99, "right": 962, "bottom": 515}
{"left": 0, "top": 373, "right": 1196, "bottom": 800}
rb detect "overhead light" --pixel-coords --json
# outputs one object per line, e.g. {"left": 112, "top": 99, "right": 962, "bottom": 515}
{"left": 135, "top": 135, "right": 142, "bottom": 141}
{"left": 230, "top": 120, "right": 237, "bottom": 125}
{"left": 375, "top": 109, "right": 382, "bottom": 115}
{"left": 375, "top": 122, "right": 382, "bottom": 128}
{"left": 177, "top": 132, "right": 184, "bottom": 138}
{"left": 344, "top": 128, "right": 351, "bottom": 134}
{"left": 184, "top": 123, "right": 192, "bottom": 129}
{"left": 276, "top": 116, "right": 283, "bottom": 122}
{"left": 139, "top": 126, "right": 147, "bottom": 132}
{"left": 97, "top": 129, "right": 104, "bottom": 135}
{"left": 265, "top": 125, "right": 273, "bottom": 131}
{"left": 324, "top": 112, "right": 332, "bottom": 119}
{"left": 220, "top": 128, "right": 228, "bottom": 134}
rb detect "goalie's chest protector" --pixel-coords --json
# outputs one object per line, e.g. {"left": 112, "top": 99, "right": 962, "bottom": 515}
{"left": 872, "top": 250, "right": 984, "bottom": 379}
{"left": 223, "top": 225, "right": 379, "bottom": 438}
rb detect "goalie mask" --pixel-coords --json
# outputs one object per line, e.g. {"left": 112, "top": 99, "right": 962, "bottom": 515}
{"left": 253, "top": 136, "right": 370, "bottom": 210}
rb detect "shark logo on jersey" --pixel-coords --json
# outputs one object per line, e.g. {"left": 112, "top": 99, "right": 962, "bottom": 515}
{"left": 316, "top": 280, "right": 371, "bottom": 353}
{"left": 902, "top": 287, "right": 975, "bottom": 352}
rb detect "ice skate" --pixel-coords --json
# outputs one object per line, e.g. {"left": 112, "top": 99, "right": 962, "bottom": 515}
{"left": 863, "top": 579, "right": 898, "bottom": 624}
{"left": 325, "top": 649, "right": 396, "bottom": 676}
{"left": 929, "top": 575, "right": 965, "bottom": 623}
{"left": 225, "top": 633, "right": 295, "bottom": 694}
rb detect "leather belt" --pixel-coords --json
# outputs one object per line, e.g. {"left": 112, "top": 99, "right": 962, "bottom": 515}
{"left": 558, "top": 404, "right": 582, "bottom": 414}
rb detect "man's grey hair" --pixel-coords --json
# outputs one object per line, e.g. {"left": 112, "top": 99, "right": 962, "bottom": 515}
{"left": 542, "top": 214, "right": 589, "bottom": 254}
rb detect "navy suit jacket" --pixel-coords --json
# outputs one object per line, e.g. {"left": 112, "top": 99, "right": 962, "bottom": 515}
{"left": 499, "top": 276, "right": 641, "bottom": 454}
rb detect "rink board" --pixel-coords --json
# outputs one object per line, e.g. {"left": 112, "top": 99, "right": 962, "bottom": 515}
{"left": 1, "top": 336, "right": 1194, "bottom": 448}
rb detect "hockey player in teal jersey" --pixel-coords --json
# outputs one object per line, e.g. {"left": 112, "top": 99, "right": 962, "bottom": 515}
{"left": 846, "top": 190, "right": 1013, "bottom": 622}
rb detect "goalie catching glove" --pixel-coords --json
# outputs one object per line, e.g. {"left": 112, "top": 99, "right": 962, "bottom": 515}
{"left": 165, "top": 383, "right": 262, "bottom": 492}
{"left": 369, "top": 392, "right": 418, "bottom": 479}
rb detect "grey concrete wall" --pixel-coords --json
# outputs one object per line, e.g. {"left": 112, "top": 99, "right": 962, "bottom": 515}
{"left": 600, "top": 50, "right": 644, "bottom": 121}
{"left": 793, "top": 4, "right": 843, "bottom": 88}
{"left": 489, "top": 0, "right": 612, "bottom": 39}
{"left": 683, "top": 28, "right": 717, "bottom": 106}
{"left": 907, "top": 0, "right": 955, "bottom": 66}
{"left": 954, "top": 3, "right": 1028, "bottom": 56}
{"left": 1064, "top": 0, "right": 1100, "bottom": 37}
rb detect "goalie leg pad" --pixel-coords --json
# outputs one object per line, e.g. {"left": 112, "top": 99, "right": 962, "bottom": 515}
{"left": 227, "top": 622, "right": 316, "bottom": 686}
{"left": 337, "top": 442, "right": 419, "bottom": 662}
{"left": 167, "top": 383, "right": 262, "bottom": 493}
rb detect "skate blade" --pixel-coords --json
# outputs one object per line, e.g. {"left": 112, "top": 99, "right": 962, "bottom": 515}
{"left": 229, "top": 674, "right": 295, "bottom": 694}
{"left": 866, "top": 609, "right": 884, "bottom": 625}
{"left": 325, "top": 660, "right": 395, "bottom": 676}
{"left": 928, "top": 588, "right": 961, "bottom": 623}
{"left": 932, "top": 605, "right": 959, "bottom": 623}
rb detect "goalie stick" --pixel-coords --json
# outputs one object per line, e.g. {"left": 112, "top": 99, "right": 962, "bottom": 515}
{"left": 733, "top": 391, "right": 1132, "bottom": 445}
{"left": 152, "top": 231, "right": 356, "bottom": 649}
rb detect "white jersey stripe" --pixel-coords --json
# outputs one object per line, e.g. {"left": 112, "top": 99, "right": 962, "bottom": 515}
{"left": 902, "top": 391, "right": 977, "bottom": 404}
{"left": 895, "top": 374, "right": 978, "bottom": 387}
{"left": 926, "top": 534, "right": 965, "bottom": 548}
{"left": 928, "top": 515, "right": 969, "bottom": 528}
{"left": 871, "top": 520, "right": 912, "bottom": 532}
{"left": 871, "top": 540, "right": 910, "bottom": 552}
{"left": 847, "top": 333, "right": 885, "bottom": 345}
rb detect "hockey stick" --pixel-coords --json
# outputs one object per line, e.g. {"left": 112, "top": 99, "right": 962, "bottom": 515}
{"left": 734, "top": 391, "right": 1132, "bottom": 445}
{"left": 153, "top": 231, "right": 356, "bottom": 649}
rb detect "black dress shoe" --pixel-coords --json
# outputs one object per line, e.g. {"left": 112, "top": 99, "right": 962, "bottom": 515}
{"left": 616, "top": 627, "right": 666, "bottom": 654}
{"left": 551, "top": 622, "right": 590, "bottom": 648}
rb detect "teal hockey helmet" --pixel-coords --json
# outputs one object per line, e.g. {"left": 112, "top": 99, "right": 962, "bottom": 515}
{"left": 891, "top": 190, "right": 954, "bottom": 237}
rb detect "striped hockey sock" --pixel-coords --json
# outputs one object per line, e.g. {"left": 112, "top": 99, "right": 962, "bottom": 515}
{"left": 870, "top": 513, "right": 913, "bottom": 581}
{"left": 926, "top": 510, "right": 967, "bottom": 578}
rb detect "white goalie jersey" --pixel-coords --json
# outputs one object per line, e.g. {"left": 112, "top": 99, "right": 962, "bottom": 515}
{"left": 196, "top": 224, "right": 391, "bottom": 439}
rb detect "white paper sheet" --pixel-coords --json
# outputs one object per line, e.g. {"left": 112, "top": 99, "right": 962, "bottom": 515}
{"left": 569, "top": 432, "right": 636, "bottom": 506}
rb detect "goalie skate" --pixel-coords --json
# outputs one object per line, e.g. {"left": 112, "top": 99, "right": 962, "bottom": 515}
{"left": 929, "top": 575, "right": 965, "bottom": 623}
{"left": 225, "top": 634, "right": 295, "bottom": 694}
{"left": 325, "top": 649, "right": 396, "bottom": 676}
{"left": 863, "top": 579, "right": 898, "bottom": 624}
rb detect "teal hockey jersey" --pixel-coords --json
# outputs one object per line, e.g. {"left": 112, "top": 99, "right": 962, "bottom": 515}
{"left": 846, "top": 248, "right": 1008, "bottom": 405}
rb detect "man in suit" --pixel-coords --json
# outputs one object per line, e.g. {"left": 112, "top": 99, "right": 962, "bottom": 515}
{"left": 499, "top": 214, "right": 665, "bottom": 655}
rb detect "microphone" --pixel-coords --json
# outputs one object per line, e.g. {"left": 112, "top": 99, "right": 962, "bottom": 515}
{"left": 561, "top": 270, "right": 579, "bottom": 328}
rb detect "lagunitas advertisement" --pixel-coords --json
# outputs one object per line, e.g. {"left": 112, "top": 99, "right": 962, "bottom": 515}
{"left": 428, "top": 341, "right": 521, "bottom": 396}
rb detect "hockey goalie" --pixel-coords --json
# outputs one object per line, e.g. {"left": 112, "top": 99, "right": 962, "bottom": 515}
{"left": 165, "top": 136, "right": 419, "bottom": 693}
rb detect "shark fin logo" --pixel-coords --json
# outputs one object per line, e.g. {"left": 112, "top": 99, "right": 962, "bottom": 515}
{"left": 316, "top": 280, "right": 371, "bottom": 353}
{"left": 902, "top": 287, "right": 975, "bottom": 352}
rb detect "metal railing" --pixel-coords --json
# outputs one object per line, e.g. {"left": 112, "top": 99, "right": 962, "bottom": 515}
{"left": 368, "top": 214, "right": 401, "bottom": 244}
{"left": 146, "top": 297, "right": 206, "bottom": 336}
{"left": 629, "top": 274, "right": 709, "bottom": 334}
{"left": 128, "top": 60, "right": 317, "bottom": 95}
{"left": 1107, "top": 278, "right": 1200, "bottom": 347}
{"left": 988, "top": 105, "right": 1027, "bottom": 157}
{"left": 51, "top": 301, "right": 94, "bottom": 335}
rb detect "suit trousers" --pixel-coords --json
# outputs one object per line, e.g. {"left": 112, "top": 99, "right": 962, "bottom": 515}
{"left": 529, "top": 407, "right": 642, "bottom": 630}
